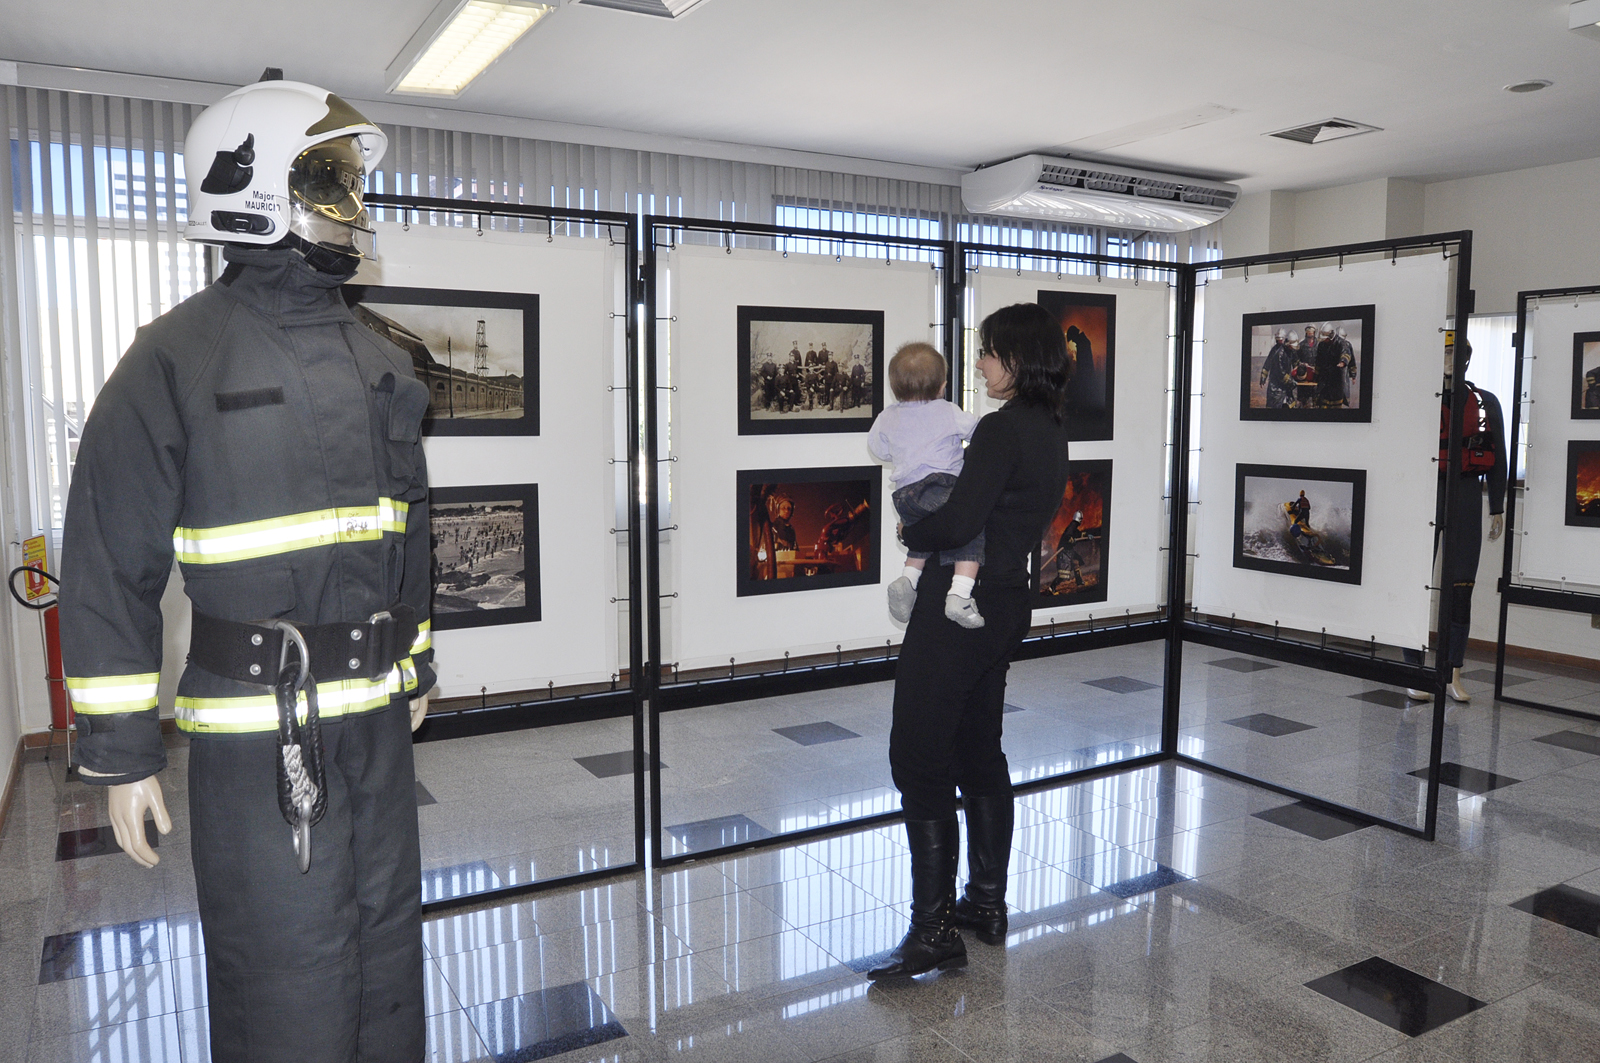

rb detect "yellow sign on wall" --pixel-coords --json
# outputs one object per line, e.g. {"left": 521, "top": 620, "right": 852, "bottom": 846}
{"left": 22, "top": 534, "right": 48, "bottom": 601}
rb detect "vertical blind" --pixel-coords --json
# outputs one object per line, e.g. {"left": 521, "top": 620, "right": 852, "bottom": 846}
{"left": 2, "top": 85, "right": 1220, "bottom": 540}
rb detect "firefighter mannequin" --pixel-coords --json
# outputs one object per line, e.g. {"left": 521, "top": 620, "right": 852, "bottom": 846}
{"left": 1405, "top": 334, "right": 1505, "bottom": 703}
{"left": 60, "top": 74, "right": 434, "bottom": 1063}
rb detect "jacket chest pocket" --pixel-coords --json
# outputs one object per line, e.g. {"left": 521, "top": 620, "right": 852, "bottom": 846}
{"left": 373, "top": 372, "right": 430, "bottom": 501}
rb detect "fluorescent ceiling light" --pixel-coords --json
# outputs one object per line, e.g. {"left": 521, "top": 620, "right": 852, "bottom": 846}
{"left": 1571, "top": 0, "right": 1600, "bottom": 40}
{"left": 386, "top": 0, "right": 555, "bottom": 98}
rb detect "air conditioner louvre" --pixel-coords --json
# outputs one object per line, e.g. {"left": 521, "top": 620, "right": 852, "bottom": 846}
{"left": 964, "top": 155, "right": 1238, "bottom": 232}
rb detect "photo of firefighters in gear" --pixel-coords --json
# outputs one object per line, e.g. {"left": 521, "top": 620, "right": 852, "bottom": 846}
{"left": 1233, "top": 465, "right": 1367, "bottom": 585}
{"left": 740, "top": 469, "right": 880, "bottom": 595}
{"left": 1242, "top": 305, "right": 1374, "bottom": 422}
{"left": 1034, "top": 459, "right": 1111, "bottom": 607}
{"left": 1572, "top": 332, "right": 1600, "bottom": 418}
{"left": 431, "top": 500, "right": 529, "bottom": 614}
{"left": 1566, "top": 441, "right": 1600, "bottom": 527}
{"left": 738, "top": 306, "right": 883, "bottom": 434}
{"left": 1037, "top": 290, "right": 1115, "bottom": 441}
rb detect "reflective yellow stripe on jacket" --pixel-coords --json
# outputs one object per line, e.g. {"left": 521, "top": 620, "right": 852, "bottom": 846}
{"left": 173, "top": 498, "right": 408, "bottom": 565}
{"left": 175, "top": 659, "right": 420, "bottom": 734}
{"left": 66, "top": 673, "right": 160, "bottom": 714}
{"left": 410, "top": 620, "right": 431, "bottom": 656}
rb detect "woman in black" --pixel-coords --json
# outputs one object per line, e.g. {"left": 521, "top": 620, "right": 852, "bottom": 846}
{"left": 868, "top": 303, "right": 1072, "bottom": 979}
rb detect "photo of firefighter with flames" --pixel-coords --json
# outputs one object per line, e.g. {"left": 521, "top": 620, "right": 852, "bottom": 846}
{"left": 1033, "top": 459, "right": 1111, "bottom": 608}
{"left": 1566, "top": 441, "right": 1600, "bottom": 528}
{"left": 737, "top": 466, "right": 882, "bottom": 596}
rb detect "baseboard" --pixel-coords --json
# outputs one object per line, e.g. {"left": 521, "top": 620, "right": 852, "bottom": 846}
{"left": 0, "top": 736, "right": 21, "bottom": 845}
{"left": 1469, "top": 638, "right": 1600, "bottom": 676}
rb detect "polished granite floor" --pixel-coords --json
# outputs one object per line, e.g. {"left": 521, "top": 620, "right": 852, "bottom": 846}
{"left": 5, "top": 644, "right": 1600, "bottom": 1061}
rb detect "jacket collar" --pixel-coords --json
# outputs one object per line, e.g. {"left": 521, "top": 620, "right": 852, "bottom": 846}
{"left": 217, "top": 246, "right": 356, "bottom": 327}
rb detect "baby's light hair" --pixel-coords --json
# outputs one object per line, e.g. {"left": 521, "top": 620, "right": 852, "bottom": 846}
{"left": 888, "top": 342, "right": 946, "bottom": 402}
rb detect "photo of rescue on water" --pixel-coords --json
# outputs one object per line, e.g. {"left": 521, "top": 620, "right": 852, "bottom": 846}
{"left": 1239, "top": 304, "right": 1375, "bottom": 423}
{"left": 345, "top": 284, "right": 538, "bottom": 436}
{"left": 1033, "top": 459, "right": 1111, "bottom": 608}
{"left": 1232, "top": 463, "right": 1366, "bottom": 585}
{"left": 427, "top": 483, "right": 541, "bottom": 629}
{"left": 1571, "top": 332, "right": 1600, "bottom": 419}
{"left": 737, "top": 306, "right": 884, "bottom": 435}
{"left": 1037, "top": 290, "right": 1115, "bottom": 441}
{"left": 737, "top": 466, "right": 882, "bottom": 596}
{"left": 1566, "top": 441, "right": 1600, "bottom": 528}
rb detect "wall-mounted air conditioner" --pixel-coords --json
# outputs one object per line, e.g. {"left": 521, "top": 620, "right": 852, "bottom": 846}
{"left": 961, "top": 155, "right": 1240, "bottom": 232}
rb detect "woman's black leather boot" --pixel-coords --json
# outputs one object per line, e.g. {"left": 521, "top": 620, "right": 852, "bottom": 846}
{"left": 951, "top": 793, "right": 1013, "bottom": 945}
{"left": 867, "top": 818, "right": 966, "bottom": 978}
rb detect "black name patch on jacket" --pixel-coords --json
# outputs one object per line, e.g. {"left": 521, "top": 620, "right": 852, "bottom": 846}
{"left": 215, "top": 387, "right": 285, "bottom": 412}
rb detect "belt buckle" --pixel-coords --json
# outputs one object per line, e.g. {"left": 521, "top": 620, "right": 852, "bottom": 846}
{"left": 362, "top": 610, "right": 396, "bottom": 679}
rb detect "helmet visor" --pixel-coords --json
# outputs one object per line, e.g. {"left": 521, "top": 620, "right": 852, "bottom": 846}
{"left": 289, "top": 137, "right": 368, "bottom": 223}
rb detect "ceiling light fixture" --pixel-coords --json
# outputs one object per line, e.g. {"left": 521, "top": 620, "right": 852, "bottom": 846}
{"left": 386, "top": 0, "right": 556, "bottom": 98}
{"left": 1571, "top": 0, "right": 1600, "bottom": 40}
{"left": 577, "top": 0, "right": 710, "bottom": 16}
{"left": 1504, "top": 79, "right": 1552, "bottom": 93}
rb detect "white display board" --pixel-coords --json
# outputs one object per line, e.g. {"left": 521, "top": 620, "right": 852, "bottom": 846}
{"left": 973, "top": 271, "right": 1170, "bottom": 621}
{"left": 667, "top": 246, "right": 938, "bottom": 669}
{"left": 1517, "top": 295, "right": 1600, "bottom": 588}
{"left": 358, "top": 223, "right": 621, "bottom": 695}
{"left": 1192, "top": 256, "right": 1447, "bottom": 649}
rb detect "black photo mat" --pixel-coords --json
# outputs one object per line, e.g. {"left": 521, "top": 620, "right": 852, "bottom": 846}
{"left": 737, "top": 465, "right": 882, "bottom": 596}
{"left": 1239, "top": 304, "right": 1374, "bottom": 423}
{"left": 1233, "top": 464, "right": 1366, "bottom": 585}
{"left": 429, "top": 483, "right": 541, "bottom": 630}
{"left": 346, "top": 284, "right": 539, "bottom": 436}
{"left": 1038, "top": 290, "right": 1115, "bottom": 441}
{"left": 1572, "top": 332, "right": 1600, "bottom": 420}
{"left": 1566, "top": 440, "right": 1600, "bottom": 528}
{"left": 1033, "top": 458, "right": 1112, "bottom": 609}
{"left": 737, "top": 306, "right": 883, "bottom": 435}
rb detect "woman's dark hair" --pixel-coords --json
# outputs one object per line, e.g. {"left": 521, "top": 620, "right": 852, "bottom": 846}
{"left": 978, "top": 302, "right": 1071, "bottom": 423}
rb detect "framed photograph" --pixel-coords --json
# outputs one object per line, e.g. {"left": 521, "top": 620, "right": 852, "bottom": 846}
{"left": 1572, "top": 332, "right": 1600, "bottom": 419}
{"left": 737, "top": 306, "right": 883, "bottom": 435}
{"left": 737, "top": 466, "right": 881, "bottom": 596}
{"left": 1566, "top": 441, "right": 1600, "bottom": 527}
{"left": 429, "top": 483, "right": 540, "bottom": 630}
{"left": 1239, "top": 304, "right": 1374, "bottom": 423}
{"left": 1033, "top": 459, "right": 1111, "bottom": 609}
{"left": 1038, "top": 290, "right": 1115, "bottom": 441}
{"left": 1233, "top": 464, "right": 1366, "bottom": 585}
{"left": 346, "top": 285, "right": 538, "bottom": 436}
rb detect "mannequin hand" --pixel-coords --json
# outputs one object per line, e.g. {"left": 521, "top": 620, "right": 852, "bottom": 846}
{"left": 85, "top": 775, "right": 171, "bottom": 869}
{"left": 410, "top": 693, "right": 429, "bottom": 732}
{"left": 1489, "top": 513, "right": 1504, "bottom": 542}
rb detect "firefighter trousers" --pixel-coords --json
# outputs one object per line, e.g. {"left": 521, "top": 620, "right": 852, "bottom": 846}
{"left": 1404, "top": 478, "right": 1484, "bottom": 671}
{"left": 189, "top": 699, "right": 423, "bottom": 1063}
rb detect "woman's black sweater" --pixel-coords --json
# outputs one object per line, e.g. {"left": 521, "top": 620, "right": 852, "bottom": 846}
{"left": 900, "top": 400, "right": 1072, "bottom": 589}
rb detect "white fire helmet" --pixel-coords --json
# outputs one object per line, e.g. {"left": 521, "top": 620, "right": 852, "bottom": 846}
{"left": 1273, "top": 328, "right": 1288, "bottom": 342}
{"left": 183, "top": 75, "right": 387, "bottom": 264}
{"left": 1337, "top": 327, "right": 1349, "bottom": 340}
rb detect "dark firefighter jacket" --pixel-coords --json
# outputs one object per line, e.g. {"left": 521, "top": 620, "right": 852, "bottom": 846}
{"left": 59, "top": 246, "right": 436, "bottom": 785}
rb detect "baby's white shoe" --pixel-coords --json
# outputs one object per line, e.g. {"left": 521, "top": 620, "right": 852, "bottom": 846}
{"left": 887, "top": 576, "right": 917, "bottom": 623}
{"left": 944, "top": 593, "right": 985, "bottom": 629}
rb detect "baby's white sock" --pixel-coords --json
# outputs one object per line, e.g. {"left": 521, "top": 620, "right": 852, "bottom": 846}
{"left": 950, "top": 574, "right": 975, "bottom": 599}
{"left": 901, "top": 565, "right": 922, "bottom": 588}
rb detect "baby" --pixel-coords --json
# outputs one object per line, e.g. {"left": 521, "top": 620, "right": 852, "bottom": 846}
{"left": 867, "top": 342, "right": 985, "bottom": 629}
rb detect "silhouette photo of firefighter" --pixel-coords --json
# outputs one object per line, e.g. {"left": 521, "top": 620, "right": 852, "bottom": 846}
{"left": 1037, "top": 290, "right": 1115, "bottom": 441}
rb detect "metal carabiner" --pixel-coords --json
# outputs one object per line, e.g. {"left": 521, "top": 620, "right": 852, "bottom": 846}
{"left": 291, "top": 792, "right": 314, "bottom": 874}
{"left": 274, "top": 620, "right": 311, "bottom": 689}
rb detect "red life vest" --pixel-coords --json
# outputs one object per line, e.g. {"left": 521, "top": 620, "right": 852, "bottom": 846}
{"left": 1439, "top": 382, "right": 1497, "bottom": 475}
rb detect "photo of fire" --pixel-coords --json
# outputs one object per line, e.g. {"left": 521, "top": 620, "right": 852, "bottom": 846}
{"left": 1038, "top": 290, "right": 1116, "bottom": 441}
{"left": 736, "top": 466, "right": 882, "bottom": 596}
{"left": 1566, "top": 441, "right": 1600, "bottom": 528}
{"left": 1033, "top": 459, "right": 1111, "bottom": 608}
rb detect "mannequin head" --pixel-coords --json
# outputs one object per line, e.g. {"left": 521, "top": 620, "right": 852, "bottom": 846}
{"left": 1443, "top": 333, "right": 1473, "bottom": 379}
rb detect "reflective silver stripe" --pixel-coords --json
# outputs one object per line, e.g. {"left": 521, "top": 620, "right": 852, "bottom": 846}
{"left": 174, "top": 666, "right": 406, "bottom": 733}
{"left": 173, "top": 499, "right": 408, "bottom": 565}
{"left": 66, "top": 673, "right": 160, "bottom": 713}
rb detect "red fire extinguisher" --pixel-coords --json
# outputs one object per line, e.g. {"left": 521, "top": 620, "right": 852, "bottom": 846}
{"left": 9, "top": 564, "right": 71, "bottom": 765}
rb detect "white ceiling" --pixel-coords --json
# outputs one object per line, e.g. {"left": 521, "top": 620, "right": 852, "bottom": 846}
{"left": 4, "top": 0, "right": 1598, "bottom": 192}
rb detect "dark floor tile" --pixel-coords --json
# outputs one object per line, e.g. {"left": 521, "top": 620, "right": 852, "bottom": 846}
{"left": 1085, "top": 676, "right": 1159, "bottom": 694}
{"left": 466, "top": 980, "right": 627, "bottom": 1062}
{"left": 38, "top": 917, "right": 170, "bottom": 984}
{"left": 1348, "top": 689, "right": 1412, "bottom": 709}
{"left": 1304, "top": 956, "right": 1484, "bottom": 1037}
{"left": 1102, "top": 864, "right": 1188, "bottom": 899}
{"left": 773, "top": 722, "right": 862, "bottom": 746}
{"left": 1534, "top": 731, "right": 1600, "bottom": 756}
{"left": 54, "top": 821, "right": 160, "bottom": 861}
{"left": 1003, "top": 703, "right": 1025, "bottom": 714}
{"left": 1460, "top": 668, "right": 1535, "bottom": 686}
{"left": 1406, "top": 762, "right": 1522, "bottom": 795}
{"left": 416, "top": 780, "right": 438, "bottom": 806}
{"left": 665, "top": 813, "right": 775, "bottom": 852}
{"left": 1253, "top": 801, "right": 1370, "bottom": 841}
{"left": 1094, "top": 1056, "right": 1140, "bottom": 1063}
{"left": 1222, "top": 713, "right": 1316, "bottom": 737}
{"left": 1207, "top": 657, "right": 1277, "bottom": 673}
{"left": 1510, "top": 884, "right": 1600, "bottom": 937}
{"left": 422, "top": 860, "right": 503, "bottom": 903}
{"left": 572, "top": 750, "right": 662, "bottom": 779}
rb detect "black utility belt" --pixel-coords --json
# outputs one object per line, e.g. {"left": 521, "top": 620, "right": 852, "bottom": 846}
{"left": 189, "top": 605, "right": 418, "bottom": 685}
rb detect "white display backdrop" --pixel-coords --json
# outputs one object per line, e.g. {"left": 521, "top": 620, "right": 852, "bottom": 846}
{"left": 1192, "top": 256, "right": 1447, "bottom": 649}
{"left": 973, "top": 271, "right": 1170, "bottom": 621}
{"left": 667, "top": 246, "right": 937, "bottom": 668}
{"left": 1517, "top": 294, "right": 1600, "bottom": 588}
{"left": 358, "top": 223, "right": 621, "bottom": 695}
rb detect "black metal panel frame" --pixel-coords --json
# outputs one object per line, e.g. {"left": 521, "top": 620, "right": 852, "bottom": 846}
{"left": 1493, "top": 284, "right": 1600, "bottom": 721}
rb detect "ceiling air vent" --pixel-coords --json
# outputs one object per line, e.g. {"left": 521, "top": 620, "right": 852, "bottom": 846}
{"left": 1267, "top": 119, "right": 1382, "bottom": 145}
